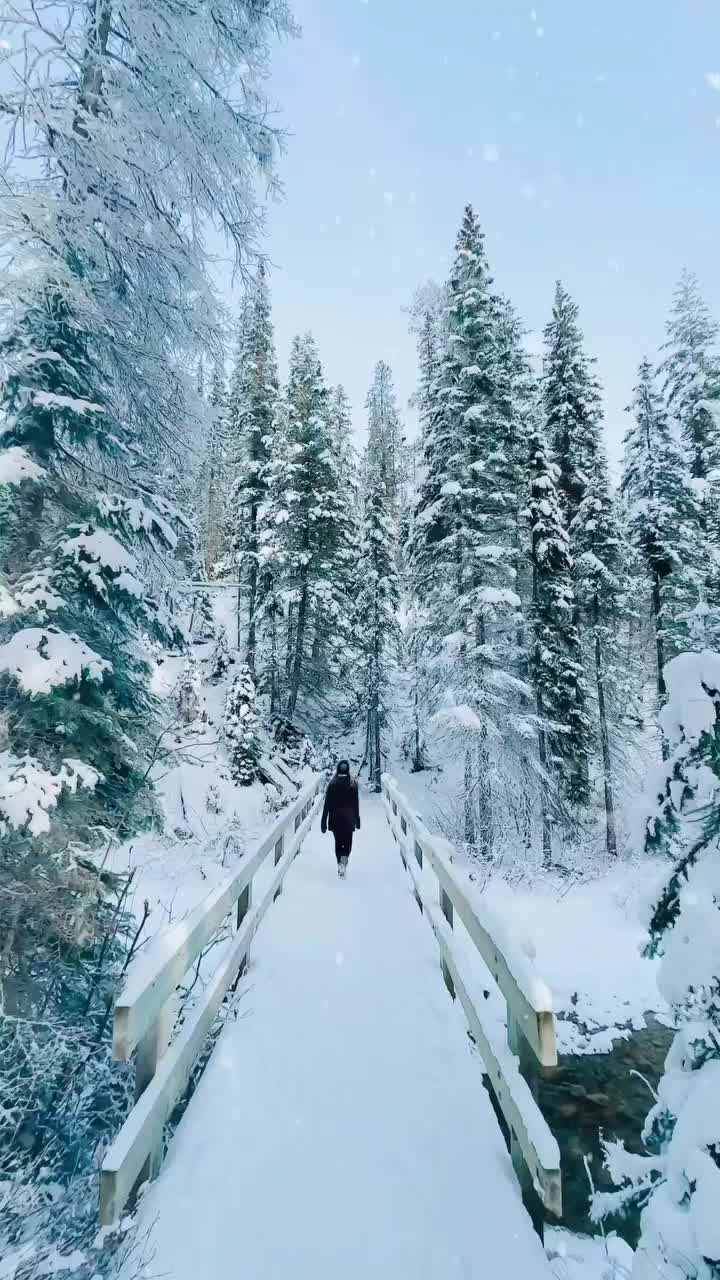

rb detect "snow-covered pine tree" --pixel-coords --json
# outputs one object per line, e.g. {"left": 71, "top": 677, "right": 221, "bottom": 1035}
{"left": 527, "top": 418, "right": 591, "bottom": 861}
{"left": 224, "top": 665, "right": 261, "bottom": 785}
{"left": 660, "top": 270, "right": 720, "bottom": 648}
{"left": 441, "top": 207, "right": 529, "bottom": 856}
{"left": 259, "top": 335, "right": 356, "bottom": 724}
{"left": 622, "top": 358, "right": 701, "bottom": 702}
{"left": 542, "top": 282, "right": 604, "bottom": 537}
{"left": 364, "top": 360, "right": 405, "bottom": 517}
{"left": 355, "top": 427, "right": 400, "bottom": 792}
{"left": 226, "top": 265, "right": 279, "bottom": 664}
{"left": 570, "top": 447, "right": 626, "bottom": 854}
{"left": 661, "top": 269, "right": 720, "bottom": 486}
{"left": 597, "top": 649, "right": 720, "bottom": 1280}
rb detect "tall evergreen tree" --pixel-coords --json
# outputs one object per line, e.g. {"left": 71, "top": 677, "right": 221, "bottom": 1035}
{"left": 527, "top": 418, "right": 591, "bottom": 860}
{"left": 660, "top": 270, "right": 720, "bottom": 648}
{"left": 571, "top": 449, "right": 625, "bottom": 854}
{"left": 226, "top": 266, "right": 279, "bottom": 662}
{"left": 355, "top": 453, "right": 400, "bottom": 790}
{"left": 622, "top": 358, "right": 700, "bottom": 702}
{"left": 365, "top": 360, "right": 405, "bottom": 516}
{"left": 661, "top": 269, "right": 720, "bottom": 484}
{"left": 542, "top": 282, "right": 604, "bottom": 537}
{"left": 259, "top": 335, "right": 356, "bottom": 723}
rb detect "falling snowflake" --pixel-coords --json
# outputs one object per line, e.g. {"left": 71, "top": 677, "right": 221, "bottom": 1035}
{"left": 482, "top": 143, "right": 500, "bottom": 164}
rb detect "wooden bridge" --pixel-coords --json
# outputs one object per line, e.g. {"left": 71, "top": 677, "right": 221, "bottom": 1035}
{"left": 103, "top": 775, "right": 563, "bottom": 1278}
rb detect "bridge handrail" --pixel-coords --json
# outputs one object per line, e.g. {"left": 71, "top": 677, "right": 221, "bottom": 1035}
{"left": 381, "top": 774, "right": 561, "bottom": 1225}
{"left": 100, "top": 772, "right": 324, "bottom": 1226}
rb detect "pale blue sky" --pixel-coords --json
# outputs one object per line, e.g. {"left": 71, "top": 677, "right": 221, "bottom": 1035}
{"left": 245, "top": 0, "right": 720, "bottom": 464}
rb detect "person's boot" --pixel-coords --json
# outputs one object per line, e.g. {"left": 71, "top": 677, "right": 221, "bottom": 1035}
{"left": 337, "top": 859, "right": 345, "bottom": 878}
{"left": 340, "top": 856, "right": 349, "bottom": 878}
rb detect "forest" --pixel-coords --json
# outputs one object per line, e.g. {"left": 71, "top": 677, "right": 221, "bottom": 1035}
{"left": 1, "top": 3, "right": 719, "bottom": 1280}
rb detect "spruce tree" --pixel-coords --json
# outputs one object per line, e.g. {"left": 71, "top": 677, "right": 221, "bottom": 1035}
{"left": 622, "top": 358, "right": 700, "bottom": 701}
{"left": 660, "top": 270, "right": 720, "bottom": 648}
{"left": 356, "top": 463, "right": 400, "bottom": 790}
{"left": 542, "top": 282, "right": 604, "bottom": 536}
{"left": 527, "top": 419, "right": 591, "bottom": 859}
{"left": 259, "top": 335, "right": 356, "bottom": 724}
{"left": 442, "top": 207, "right": 529, "bottom": 856}
{"left": 661, "top": 269, "right": 720, "bottom": 484}
{"left": 224, "top": 665, "right": 261, "bottom": 785}
{"left": 364, "top": 360, "right": 405, "bottom": 516}
{"left": 226, "top": 265, "right": 279, "bottom": 663}
{"left": 571, "top": 449, "right": 625, "bottom": 854}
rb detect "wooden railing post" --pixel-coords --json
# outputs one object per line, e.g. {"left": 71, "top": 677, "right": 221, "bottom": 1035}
{"left": 439, "top": 886, "right": 455, "bottom": 999}
{"left": 273, "top": 834, "right": 284, "bottom": 901}
{"left": 133, "top": 994, "right": 175, "bottom": 1184}
{"left": 507, "top": 1014, "right": 545, "bottom": 1238}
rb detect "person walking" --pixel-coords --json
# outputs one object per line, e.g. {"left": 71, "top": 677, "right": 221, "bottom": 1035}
{"left": 321, "top": 760, "right": 360, "bottom": 878}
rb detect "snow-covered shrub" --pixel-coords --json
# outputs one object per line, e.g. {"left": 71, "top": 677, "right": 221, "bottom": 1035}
{"left": 595, "top": 650, "right": 720, "bottom": 1279}
{"left": 224, "top": 666, "right": 261, "bottom": 785}
{"left": 208, "top": 631, "right": 233, "bottom": 684}
{"left": 206, "top": 783, "right": 222, "bottom": 816}
{"left": 175, "top": 662, "right": 203, "bottom": 726}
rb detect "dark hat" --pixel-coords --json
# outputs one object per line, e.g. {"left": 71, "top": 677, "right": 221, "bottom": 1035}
{"left": 336, "top": 759, "right": 350, "bottom": 775}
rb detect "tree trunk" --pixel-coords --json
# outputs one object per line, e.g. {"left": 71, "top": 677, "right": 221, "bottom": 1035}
{"left": 537, "top": 723, "right": 552, "bottom": 869}
{"left": 463, "top": 748, "right": 475, "bottom": 848}
{"left": 286, "top": 577, "right": 308, "bottom": 718}
{"left": 477, "top": 727, "right": 494, "bottom": 860}
{"left": 245, "top": 504, "right": 258, "bottom": 673}
{"left": 652, "top": 569, "right": 667, "bottom": 704}
{"left": 372, "top": 707, "right": 382, "bottom": 794}
{"left": 593, "top": 594, "right": 617, "bottom": 857}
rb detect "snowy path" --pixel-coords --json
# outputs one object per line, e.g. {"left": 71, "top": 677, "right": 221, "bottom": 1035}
{"left": 130, "top": 796, "right": 551, "bottom": 1279}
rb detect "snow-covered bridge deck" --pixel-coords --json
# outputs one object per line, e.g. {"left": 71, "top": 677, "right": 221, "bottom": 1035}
{"left": 115, "top": 792, "right": 554, "bottom": 1278}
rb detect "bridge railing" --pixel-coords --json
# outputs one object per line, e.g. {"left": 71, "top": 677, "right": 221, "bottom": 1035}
{"left": 100, "top": 772, "right": 325, "bottom": 1226}
{"left": 381, "top": 774, "right": 561, "bottom": 1236}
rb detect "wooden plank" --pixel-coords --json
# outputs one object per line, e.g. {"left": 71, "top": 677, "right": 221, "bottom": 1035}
{"left": 383, "top": 779, "right": 556, "bottom": 1067}
{"left": 383, "top": 800, "right": 561, "bottom": 1218}
{"left": 100, "top": 793, "right": 322, "bottom": 1226}
{"left": 113, "top": 777, "right": 321, "bottom": 1061}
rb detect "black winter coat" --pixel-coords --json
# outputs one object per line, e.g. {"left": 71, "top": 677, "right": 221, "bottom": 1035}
{"left": 321, "top": 776, "right": 360, "bottom": 835}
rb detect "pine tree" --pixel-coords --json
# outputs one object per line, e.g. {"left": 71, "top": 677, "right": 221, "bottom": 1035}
{"left": 356, "top": 416, "right": 400, "bottom": 790}
{"left": 224, "top": 665, "right": 261, "bottom": 785}
{"left": 598, "top": 650, "right": 720, "bottom": 1280}
{"left": 364, "top": 360, "right": 405, "bottom": 516}
{"left": 226, "top": 265, "right": 279, "bottom": 662}
{"left": 660, "top": 270, "right": 720, "bottom": 648}
{"left": 259, "top": 336, "right": 356, "bottom": 723}
{"left": 527, "top": 419, "right": 591, "bottom": 859}
{"left": 542, "top": 282, "right": 604, "bottom": 536}
{"left": 661, "top": 269, "right": 720, "bottom": 484}
{"left": 571, "top": 449, "right": 625, "bottom": 854}
{"left": 442, "top": 207, "right": 529, "bottom": 855}
{"left": 622, "top": 358, "right": 700, "bottom": 702}
{"left": 408, "top": 208, "right": 535, "bottom": 855}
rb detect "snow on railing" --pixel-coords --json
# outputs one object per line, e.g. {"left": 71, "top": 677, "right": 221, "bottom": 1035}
{"left": 381, "top": 774, "right": 561, "bottom": 1237}
{"left": 99, "top": 773, "right": 325, "bottom": 1227}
